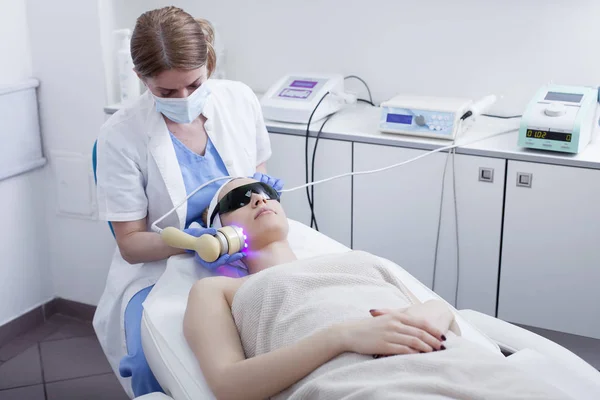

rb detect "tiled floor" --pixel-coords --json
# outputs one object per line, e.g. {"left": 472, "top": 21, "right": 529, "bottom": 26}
{"left": 0, "top": 315, "right": 128, "bottom": 400}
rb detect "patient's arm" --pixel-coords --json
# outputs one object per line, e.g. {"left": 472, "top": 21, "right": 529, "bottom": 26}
{"left": 183, "top": 277, "right": 347, "bottom": 400}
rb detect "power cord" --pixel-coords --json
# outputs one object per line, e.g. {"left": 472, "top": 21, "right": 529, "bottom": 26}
{"left": 482, "top": 113, "right": 522, "bottom": 119}
{"left": 451, "top": 147, "right": 460, "bottom": 307}
{"left": 309, "top": 114, "right": 335, "bottom": 230}
{"left": 431, "top": 146, "right": 452, "bottom": 294}
{"left": 357, "top": 98, "right": 375, "bottom": 106}
{"left": 432, "top": 117, "right": 467, "bottom": 306}
{"left": 303, "top": 76, "right": 374, "bottom": 230}
{"left": 305, "top": 92, "right": 331, "bottom": 230}
{"left": 345, "top": 75, "right": 374, "bottom": 105}
{"left": 282, "top": 126, "right": 516, "bottom": 193}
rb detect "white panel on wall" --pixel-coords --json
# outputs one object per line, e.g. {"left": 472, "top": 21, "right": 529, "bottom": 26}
{"left": 0, "top": 80, "right": 46, "bottom": 182}
{"left": 52, "top": 152, "right": 96, "bottom": 219}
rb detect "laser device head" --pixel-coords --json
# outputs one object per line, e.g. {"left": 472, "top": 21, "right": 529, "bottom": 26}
{"left": 159, "top": 224, "right": 246, "bottom": 263}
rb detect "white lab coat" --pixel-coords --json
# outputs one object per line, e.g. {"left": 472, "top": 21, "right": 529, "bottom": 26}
{"left": 92, "top": 79, "right": 272, "bottom": 397}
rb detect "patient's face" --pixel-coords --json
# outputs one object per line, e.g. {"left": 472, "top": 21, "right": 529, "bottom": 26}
{"left": 218, "top": 178, "right": 289, "bottom": 250}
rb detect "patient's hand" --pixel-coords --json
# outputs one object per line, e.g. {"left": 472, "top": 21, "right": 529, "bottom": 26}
{"left": 372, "top": 301, "right": 454, "bottom": 334}
{"left": 370, "top": 300, "right": 457, "bottom": 355}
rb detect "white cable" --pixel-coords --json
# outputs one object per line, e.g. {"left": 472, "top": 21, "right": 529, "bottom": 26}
{"left": 451, "top": 147, "right": 460, "bottom": 307}
{"left": 429, "top": 122, "right": 464, "bottom": 306}
{"left": 150, "top": 175, "right": 234, "bottom": 233}
{"left": 431, "top": 146, "right": 453, "bottom": 292}
{"left": 280, "top": 126, "right": 518, "bottom": 193}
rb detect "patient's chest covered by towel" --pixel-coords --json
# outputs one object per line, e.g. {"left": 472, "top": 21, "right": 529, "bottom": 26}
{"left": 231, "top": 251, "right": 572, "bottom": 400}
{"left": 232, "top": 250, "right": 415, "bottom": 361}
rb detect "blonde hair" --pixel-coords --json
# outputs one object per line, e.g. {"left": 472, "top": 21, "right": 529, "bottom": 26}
{"left": 130, "top": 6, "right": 216, "bottom": 78}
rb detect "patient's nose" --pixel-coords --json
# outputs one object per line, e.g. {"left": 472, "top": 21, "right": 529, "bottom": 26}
{"left": 251, "top": 193, "right": 267, "bottom": 207}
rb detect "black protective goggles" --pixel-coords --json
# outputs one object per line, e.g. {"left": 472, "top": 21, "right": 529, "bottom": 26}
{"left": 209, "top": 182, "right": 280, "bottom": 226}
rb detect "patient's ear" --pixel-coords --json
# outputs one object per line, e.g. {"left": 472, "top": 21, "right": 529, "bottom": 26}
{"left": 202, "top": 207, "right": 209, "bottom": 227}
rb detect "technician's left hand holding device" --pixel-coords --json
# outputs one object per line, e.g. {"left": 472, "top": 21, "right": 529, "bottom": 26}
{"left": 181, "top": 225, "right": 245, "bottom": 270}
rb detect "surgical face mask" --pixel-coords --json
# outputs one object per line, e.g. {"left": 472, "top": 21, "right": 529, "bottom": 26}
{"left": 153, "top": 84, "right": 211, "bottom": 124}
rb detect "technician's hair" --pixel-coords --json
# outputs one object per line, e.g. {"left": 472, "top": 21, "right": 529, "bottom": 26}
{"left": 131, "top": 6, "right": 216, "bottom": 78}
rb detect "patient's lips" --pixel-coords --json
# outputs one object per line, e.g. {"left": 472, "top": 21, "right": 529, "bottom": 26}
{"left": 255, "top": 206, "right": 275, "bottom": 219}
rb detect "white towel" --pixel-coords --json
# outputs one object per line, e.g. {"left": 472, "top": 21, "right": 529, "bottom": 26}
{"left": 232, "top": 250, "right": 572, "bottom": 399}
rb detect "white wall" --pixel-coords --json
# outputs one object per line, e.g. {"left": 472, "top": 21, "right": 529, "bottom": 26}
{"left": 112, "top": 0, "right": 600, "bottom": 116}
{"left": 26, "top": 0, "right": 116, "bottom": 306}
{"left": 0, "top": 0, "right": 53, "bottom": 325}
{"left": 8, "top": 0, "right": 598, "bottom": 311}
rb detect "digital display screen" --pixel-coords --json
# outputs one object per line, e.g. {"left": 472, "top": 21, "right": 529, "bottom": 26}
{"left": 544, "top": 91, "right": 583, "bottom": 103}
{"left": 290, "top": 80, "right": 318, "bottom": 89}
{"left": 278, "top": 88, "right": 312, "bottom": 99}
{"left": 526, "top": 129, "right": 572, "bottom": 142}
{"left": 386, "top": 113, "right": 413, "bottom": 125}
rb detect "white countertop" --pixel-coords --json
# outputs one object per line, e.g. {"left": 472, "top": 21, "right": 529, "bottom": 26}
{"left": 104, "top": 102, "right": 600, "bottom": 170}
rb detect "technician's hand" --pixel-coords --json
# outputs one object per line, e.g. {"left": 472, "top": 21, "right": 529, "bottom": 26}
{"left": 252, "top": 172, "right": 284, "bottom": 193}
{"left": 337, "top": 310, "right": 445, "bottom": 358}
{"left": 183, "top": 227, "right": 245, "bottom": 271}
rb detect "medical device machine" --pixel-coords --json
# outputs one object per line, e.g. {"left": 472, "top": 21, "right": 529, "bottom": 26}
{"left": 518, "top": 84, "right": 600, "bottom": 154}
{"left": 260, "top": 74, "right": 353, "bottom": 124}
{"left": 379, "top": 95, "right": 475, "bottom": 140}
{"left": 161, "top": 225, "right": 246, "bottom": 263}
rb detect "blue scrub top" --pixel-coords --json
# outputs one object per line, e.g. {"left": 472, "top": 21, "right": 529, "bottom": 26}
{"left": 170, "top": 132, "right": 229, "bottom": 228}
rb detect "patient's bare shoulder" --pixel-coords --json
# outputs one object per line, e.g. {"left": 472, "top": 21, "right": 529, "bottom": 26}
{"left": 189, "top": 276, "right": 249, "bottom": 306}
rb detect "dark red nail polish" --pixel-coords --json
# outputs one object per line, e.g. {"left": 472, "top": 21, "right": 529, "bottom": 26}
{"left": 373, "top": 354, "right": 379, "bottom": 359}
{"left": 441, "top": 345, "right": 446, "bottom": 350}
{"left": 441, "top": 335, "right": 447, "bottom": 341}
{"left": 369, "top": 309, "right": 375, "bottom": 313}
{"left": 420, "top": 351, "right": 425, "bottom": 353}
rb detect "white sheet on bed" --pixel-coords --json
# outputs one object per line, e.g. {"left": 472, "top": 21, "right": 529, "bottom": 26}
{"left": 141, "top": 219, "right": 500, "bottom": 400}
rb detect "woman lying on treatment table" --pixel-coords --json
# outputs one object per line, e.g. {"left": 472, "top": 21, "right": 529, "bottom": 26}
{"left": 183, "top": 178, "right": 571, "bottom": 400}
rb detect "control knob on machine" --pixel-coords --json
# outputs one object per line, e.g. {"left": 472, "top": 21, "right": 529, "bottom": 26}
{"left": 544, "top": 103, "right": 566, "bottom": 117}
{"left": 415, "top": 115, "right": 426, "bottom": 126}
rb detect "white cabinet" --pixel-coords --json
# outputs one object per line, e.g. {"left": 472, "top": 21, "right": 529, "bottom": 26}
{"left": 352, "top": 143, "right": 448, "bottom": 287}
{"left": 498, "top": 161, "right": 600, "bottom": 339}
{"left": 352, "top": 143, "right": 505, "bottom": 314}
{"left": 266, "top": 132, "right": 352, "bottom": 247}
{"left": 267, "top": 131, "right": 600, "bottom": 332}
{"left": 434, "top": 153, "right": 506, "bottom": 315}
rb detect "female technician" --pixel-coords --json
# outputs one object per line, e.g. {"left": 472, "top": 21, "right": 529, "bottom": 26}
{"left": 92, "top": 6, "right": 282, "bottom": 397}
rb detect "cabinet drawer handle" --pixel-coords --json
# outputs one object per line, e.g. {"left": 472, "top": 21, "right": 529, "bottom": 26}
{"left": 479, "top": 167, "right": 494, "bottom": 183}
{"left": 516, "top": 172, "right": 532, "bottom": 188}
